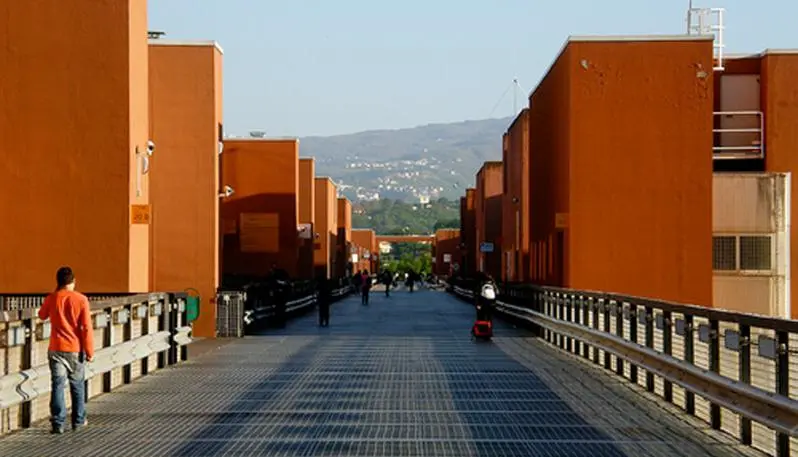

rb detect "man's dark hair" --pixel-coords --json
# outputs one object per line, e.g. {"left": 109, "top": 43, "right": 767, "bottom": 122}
{"left": 56, "top": 266, "right": 75, "bottom": 289}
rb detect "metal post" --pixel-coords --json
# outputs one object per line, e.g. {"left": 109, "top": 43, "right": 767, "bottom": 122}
{"left": 776, "top": 330, "right": 790, "bottom": 456}
{"left": 603, "top": 301, "right": 611, "bottom": 370}
{"left": 684, "top": 315, "right": 695, "bottom": 415}
{"left": 739, "top": 324, "right": 752, "bottom": 445}
{"left": 20, "top": 317, "right": 33, "bottom": 427}
{"left": 615, "top": 302, "right": 624, "bottom": 377}
{"left": 645, "top": 307, "right": 654, "bottom": 392}
{"left": 629, "top": 306, "right": 638, "bottom": 383}
{"left": 663, "top": 311, "right": 673, "bottom": 403}
{"left": 122, "top": 304, "right": 132, "bottom": 385}
{"left": 709, "top": 319, "right": 721, "bottom": 430}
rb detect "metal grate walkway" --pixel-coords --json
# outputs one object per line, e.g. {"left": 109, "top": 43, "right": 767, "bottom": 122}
{"left": 0, "top": 289, "right": 765, "bottom": 456}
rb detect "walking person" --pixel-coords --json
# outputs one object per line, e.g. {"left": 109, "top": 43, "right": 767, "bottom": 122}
{"left": 361, "top": 270, "right": 372, "bottom": 305}
{"left": 318, "top": 276, "right": 330, "bottom": 327}
{"left": 37, "top": 266, "right": 93, "bottom": 434}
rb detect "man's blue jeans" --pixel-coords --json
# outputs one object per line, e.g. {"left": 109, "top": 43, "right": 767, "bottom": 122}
{"left": 48, "top": 351, "right": 86, "bottom": 429}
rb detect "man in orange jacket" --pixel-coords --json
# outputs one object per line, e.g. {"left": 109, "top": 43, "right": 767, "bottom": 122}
{"left": 37, "top": 266, "right": 94, "bottom": 434}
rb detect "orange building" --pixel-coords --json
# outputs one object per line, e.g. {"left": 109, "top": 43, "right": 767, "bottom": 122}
{"left": 501, "top": 109, "right": 530, "bottom": 283}
{"left": 314, "top": 178, "right": 338, "bottom": 279}
{"left": 434, "top": 229, "right": 461, "bottom": 277}
{"left": 352, "top": 229, "right": 378, "bottom": 273}
{"left": 459, "top": 189, "right": 477, "bottom": 277}
{"left": 297, "top": 158, "right": 316, "bottom": 279}
{"left": 528, "top": 36, "right": 714, "bottom": 306}
{"left": 711, "top": 50, "right": 798, "bottom": 318}
{"left": 221, "top": 139, "right": 300, "bottom": 279}
{"left": 336, "top": 198, "right": 353, "bottom": 277}
{"left": 148, "top": 41, "right": 223, "bottom": 337}
{"left": 475, "top": 163, "right": 504, "bottom": 280}
{"left": 0, "top": 0, "right": 150, "bottom": 292}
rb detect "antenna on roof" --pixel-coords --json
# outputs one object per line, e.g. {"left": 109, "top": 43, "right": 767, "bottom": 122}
{"left": 686, "top": 2, "right": 726, "bottom": 70}
{"left": 148, "top": 31, "right": 166, "bottom": 40}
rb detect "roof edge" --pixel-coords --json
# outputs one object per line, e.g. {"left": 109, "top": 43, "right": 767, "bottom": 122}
{"left": 148, "top": 39, "right": 224, "bottom": 55}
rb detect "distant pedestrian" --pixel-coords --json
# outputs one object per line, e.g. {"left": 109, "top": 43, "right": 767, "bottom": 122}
{"left": 318, "top": 276, "right": 330, "bottom": 327}
{"left": 37, "top": 267, "right": 93, "bottom": 434}
{"left": 361, "top": 270, "right": 371, "bottom": 305}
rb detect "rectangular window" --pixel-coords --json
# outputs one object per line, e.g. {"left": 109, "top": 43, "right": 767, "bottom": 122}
{"left": 712, "top": 236, "right": 736, "bottom": 271}
{"left": 739, "top": 235, "right": 772, "bottom": 271}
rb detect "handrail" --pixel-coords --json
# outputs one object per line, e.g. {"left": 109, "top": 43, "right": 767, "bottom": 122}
{"left": 713, "top": 111, "right": 764, "bottom": 160}
{"left": 448, "top": 279, "right": 797, "bottom": 456}
{"left": 1, "top": 292, "right": 194, "bottom": 435}
{"left": 499, "top": 301, "right": 798, "bottom": 437}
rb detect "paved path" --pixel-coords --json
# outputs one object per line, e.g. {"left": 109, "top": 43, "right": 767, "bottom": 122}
{"left": 0, "top": 289, "right": 763, "bottom": 456}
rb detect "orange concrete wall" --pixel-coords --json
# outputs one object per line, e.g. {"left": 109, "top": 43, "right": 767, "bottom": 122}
{"left": 761, "top": 53, "right": 798, "bottom": 319}
{"left": 148, "top": 42, "right": 222, "bottom": 337}
{"left": 298, "top": 158, "right": 316, "bottom": 279}
{"left": 460, "top": 189, "right": 477, "bottom": 277}
{"left": 475, "top": 162, "right": 503, "bottom": 279}
{"left": 434, "top": 229, "right": 461, "bottom": 276}
{"left": 313, "top": 178, "right": 338, "bottom": 279}
{"left": 0, "top": 0, "right": 150, "bottom": 292}
{"left": 352, "top": 229, "right": 377, "bottom": 273}
{"left": 221, "top": 139, "right": 299, "bottom": 278}
{"left": 531, "top": 37, "right": 714, "bottom": 306}
{"left": 336, "top": 198, "right": 353, "bottom": 277}
{"left": 502, "top": 109, "right": 530, "bottom": 282}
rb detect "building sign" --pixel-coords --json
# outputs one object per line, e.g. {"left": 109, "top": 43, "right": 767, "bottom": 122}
{"left": 479, "top": 242, "right": 494, "bottom": 253}
{"left": 351, "top": 254, "right": 359, "bottom": 263}
{"left": 131, "top": 204, "right": 150, "bottom": 225}
{"left": 240, "top": 213, "right": 279, "bottom": 253}
{"left": 443, "top": 254, "right": 452, "bottom": 263}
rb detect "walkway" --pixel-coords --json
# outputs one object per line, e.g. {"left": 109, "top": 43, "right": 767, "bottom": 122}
{"left": 0, "top": 289, "right": 764, "bottom": 457}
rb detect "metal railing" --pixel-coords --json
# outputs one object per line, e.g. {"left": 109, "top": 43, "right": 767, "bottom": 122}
{"left": 714, "top": 111, "right": 764, "bottom": 160}
{"left": 217, "top": 278, "right": 354, "bottom": 336}
{"left": 687, "top": 6, "right": 725, "bottom": 71}
{"left": 448, "top": 279, "right": 798, "bottom": 457}
{"left": 0, "top": 293, "right": 194, "bottom": 435}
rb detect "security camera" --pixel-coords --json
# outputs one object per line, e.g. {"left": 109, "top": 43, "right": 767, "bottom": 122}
{"left": 218, "top": 185, "right": 234, "bottom": 198}
{"left": 146, "top": 140, "right": 156, "bottom": 156}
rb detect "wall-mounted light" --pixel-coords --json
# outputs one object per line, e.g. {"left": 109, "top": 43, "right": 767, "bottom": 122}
{"left": 150, "top": 302, "right": 163, "bottom": 317}
{"left": 1, "top": 326, "right": 27, "bottom": 348}
{"left": 135, "top": 140, "right": 156, "bottom": 197}
{"left": 219, "top": 185, "right": 235, "bottom": 198}
{"left": 114, "top": 309, "right": 130, "bottom": 325}
{"left": 135, "top": 304, "right": 148, "bottom": 320}
{"left": 218, "top": 141, "right": 224, "bottom": 155}
{"left": 36, "top": 321, "right": 52, "bottom": 340}
{"left": 93, "top": 313, "right": 109, "bottom": 329}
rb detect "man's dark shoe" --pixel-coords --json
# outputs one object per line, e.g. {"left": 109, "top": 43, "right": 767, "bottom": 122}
{"left": 50, "top": 426, "right": 65, "bottom": 435}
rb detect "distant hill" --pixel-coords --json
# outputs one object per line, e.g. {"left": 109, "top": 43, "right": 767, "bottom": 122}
{"left": 299, "top": 117, "right": 512, "bottom": 202}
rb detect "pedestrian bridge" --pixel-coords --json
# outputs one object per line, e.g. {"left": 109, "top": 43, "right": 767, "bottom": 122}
{"left": 0, "top": 287, "right": 779, "bottom": 457}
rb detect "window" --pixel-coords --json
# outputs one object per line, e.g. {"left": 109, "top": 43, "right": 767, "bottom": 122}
{"left": 712, "top": 236, "right": 736, "bottom": 271}
{"left": 712, "top": 234, "right": 773, "bottom": 273}
{"left": 739, "top": 236, "right": 772, "bottom": 271}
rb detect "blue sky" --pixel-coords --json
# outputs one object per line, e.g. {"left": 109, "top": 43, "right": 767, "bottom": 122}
{"left": 149, "top": 1, "right": 797, "bottom": 137}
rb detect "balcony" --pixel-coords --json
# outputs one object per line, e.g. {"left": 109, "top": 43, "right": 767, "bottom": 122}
{"left": 713, "top": 111, "right": 764, "bottom": 160}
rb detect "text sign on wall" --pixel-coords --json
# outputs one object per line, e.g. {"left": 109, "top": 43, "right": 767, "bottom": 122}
{"left": 443, "top": 254, "right": 452, "bottom": 263}
{"left": 479, "top": 242, "right": 494, "bottom": 253}
{"left": 131, "top": 205, "right": 151, "bottom": 225}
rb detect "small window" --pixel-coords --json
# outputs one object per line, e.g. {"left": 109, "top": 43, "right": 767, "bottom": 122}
{"left": 739, "top": 236, "right": 772, "bottom": 271}
{"left": 712, "top": 236, "right": 736, "bottom": 271}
